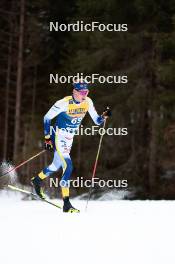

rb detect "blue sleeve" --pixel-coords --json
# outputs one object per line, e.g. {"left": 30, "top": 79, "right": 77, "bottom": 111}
{"left": 96, "top": 115, "right": 104, "bottom": 125}
{"left": 44, "top": 99, "right": 67, "bottom": 136}
{"left": 88, "top": 98, "right": 104, "bottom": 125}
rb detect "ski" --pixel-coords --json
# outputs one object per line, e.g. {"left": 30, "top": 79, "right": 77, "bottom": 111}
{"left": 7, "top": 184, "right": 62, "bottom": 209}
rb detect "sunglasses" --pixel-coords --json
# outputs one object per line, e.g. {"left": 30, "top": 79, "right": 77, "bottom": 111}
{"left": 76, "top": 90, "right": 89, "bottom": 96}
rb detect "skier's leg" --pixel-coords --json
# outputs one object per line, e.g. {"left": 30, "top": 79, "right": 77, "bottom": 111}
{"left": 60, "top": 155, "right": 79, "bottom": 213}
{"left": 54, "top": 131, "right": 79, "bottom": 212}
{"left": 59, "top": 154, "right": 73, "bottom": 197}
{"left": 31, "top": 150, "right": 61, "bottom": 198}
{"left": 38, "top": 150, "right": 62, "bottom": 179}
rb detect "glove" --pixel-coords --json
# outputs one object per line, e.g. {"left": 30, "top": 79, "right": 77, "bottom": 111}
{"left": 44, "top": 136, "right": 53, "bottom": 151}
{"left": 101, "top": 106, "right": 112, "bottom": 118}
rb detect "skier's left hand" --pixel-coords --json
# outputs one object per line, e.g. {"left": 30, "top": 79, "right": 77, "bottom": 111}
{"left": 102, "top": 106, "right": 112, "bottom": 119}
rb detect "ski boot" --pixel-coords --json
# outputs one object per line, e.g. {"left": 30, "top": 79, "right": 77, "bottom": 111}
{"left": 63, "top": 197, "right": 80, "bottom": 213}
{"left": 31, "top": 176, "right": 46, "bottom": 199}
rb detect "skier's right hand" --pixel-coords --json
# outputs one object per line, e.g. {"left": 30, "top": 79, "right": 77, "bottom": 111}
{"left": 102, "top": 106, "right": 112, "bottom": 119}
{"left": 44, "top": 136, "right": 53, "bottom": 151}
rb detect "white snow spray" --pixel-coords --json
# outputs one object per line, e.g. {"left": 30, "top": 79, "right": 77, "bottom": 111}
{"left": 0, "top": 161, "right": 17, "bottom": 188}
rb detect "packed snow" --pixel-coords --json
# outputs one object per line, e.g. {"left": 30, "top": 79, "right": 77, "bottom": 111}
{"left": 0, "top": 190, "right": 175, "bottom": 264}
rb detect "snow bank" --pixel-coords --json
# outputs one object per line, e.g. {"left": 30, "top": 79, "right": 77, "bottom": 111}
{"left": 0, "top": 196, "right": 175, "bottom": 264}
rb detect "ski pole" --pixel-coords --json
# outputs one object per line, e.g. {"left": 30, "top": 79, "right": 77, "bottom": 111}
{"left": 0, "top": 149, "right": 46, "bottom": 178}
{"left": 85, "top": 118, "right": 107, "bottom": 211}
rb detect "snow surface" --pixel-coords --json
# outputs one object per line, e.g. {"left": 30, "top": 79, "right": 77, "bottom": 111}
{"left": 0, "top": 191, "right": 175, "bottom": 264}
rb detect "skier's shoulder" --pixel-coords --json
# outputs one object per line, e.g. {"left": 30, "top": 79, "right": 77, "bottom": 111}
{"left": 63, "top": 95, "right": 72, "bottom": 102}
{"left": 54, "top": 96, "right": 70, "bottom": 109}
{"left": 86, "top": 96, "right": 94, "bottom": 106}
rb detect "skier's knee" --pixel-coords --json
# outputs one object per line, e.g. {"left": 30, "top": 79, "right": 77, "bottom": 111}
{"left": 43, "top": 163, "right": 59, "bottom": 177}
{"left": 48, "top": 163, "right": 59, "bottom": 172}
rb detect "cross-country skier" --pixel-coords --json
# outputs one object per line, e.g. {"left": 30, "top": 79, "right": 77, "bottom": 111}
{"left": 31, "top": 80, "right": 111, "bottom": 212}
